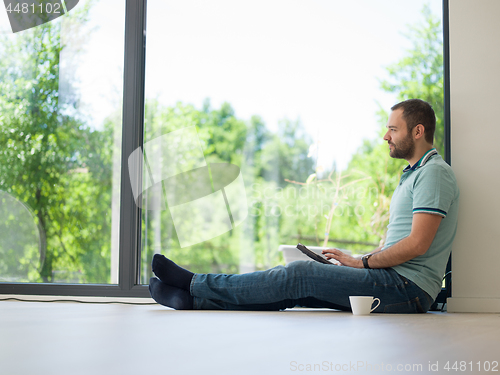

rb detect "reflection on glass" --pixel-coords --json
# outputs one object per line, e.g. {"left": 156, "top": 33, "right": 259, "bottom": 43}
{"left": 140, "top": 0, "right": 444, "bottom": 283}
{"left": 129, "top": 125, "right": 249, "bottom": 249}
{"left": 0, "top": 191, "right": 44, "bottom": 282}
{"left": 0, "top": 0, "right": 124, "bottom": 283}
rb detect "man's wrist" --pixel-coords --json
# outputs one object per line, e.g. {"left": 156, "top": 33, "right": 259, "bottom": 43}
{"left": 362, "top": 253, "right": 373, "bottom": 269}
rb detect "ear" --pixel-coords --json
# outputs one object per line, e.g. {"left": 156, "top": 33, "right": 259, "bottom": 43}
{"left": 413, "top": 124, "right": 425, "bottom": 140}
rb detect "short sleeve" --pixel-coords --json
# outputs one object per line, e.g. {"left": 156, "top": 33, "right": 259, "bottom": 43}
{"left": 412, "top": 165, "right": 456, "bottom": 218}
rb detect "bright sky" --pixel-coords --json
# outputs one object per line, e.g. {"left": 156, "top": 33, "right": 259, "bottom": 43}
{"left": 0, "top": 0, "right": 443, "bottom": 170}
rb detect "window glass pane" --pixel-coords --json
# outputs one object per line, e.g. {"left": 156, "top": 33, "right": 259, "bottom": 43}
{"left": 141, "top": 0, "right": 443, "bottom": 283}
{"left": 0, "top": 1, "right": 125, "bottom": 284}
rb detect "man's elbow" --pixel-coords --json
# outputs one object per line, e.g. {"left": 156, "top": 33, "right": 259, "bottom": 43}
{"left": 413, "top": 241, "right": 431, "bottom": 257}
{"left": 408, "top": 235, "right": 431, "bottom": 257}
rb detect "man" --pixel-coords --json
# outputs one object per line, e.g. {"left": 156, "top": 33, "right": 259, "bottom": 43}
{"left": 149, "top": 99, "right": 459, "bottom": 313}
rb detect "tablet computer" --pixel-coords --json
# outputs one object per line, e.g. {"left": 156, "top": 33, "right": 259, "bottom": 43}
{"left": 296, "top": 243, "right": 334, "bottom": 265}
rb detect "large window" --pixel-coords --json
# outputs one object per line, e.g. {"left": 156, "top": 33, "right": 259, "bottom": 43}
{"left": 0, "top": 0, "right": 447, "bottom": 297}
{"left": 0, "top": 1, "right": 125, "bottom": 284}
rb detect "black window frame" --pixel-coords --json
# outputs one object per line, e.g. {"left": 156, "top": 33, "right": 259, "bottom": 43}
{"left": 0, "top": 0, "right": 451, "bottom": 300}
{"left": 433, "top": 0, "right": 452, "bottom": 308}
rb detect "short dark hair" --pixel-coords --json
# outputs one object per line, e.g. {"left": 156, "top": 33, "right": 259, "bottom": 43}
{"left": 391, "top": 99, "right": 436, "bottom": 144}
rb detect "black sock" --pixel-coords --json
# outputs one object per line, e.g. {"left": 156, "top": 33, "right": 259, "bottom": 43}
{"left": 149, "top": 277, "right": 193, "bottom": 310}
{"left": 151, "top": 254, "right": 194, "bottom": 291}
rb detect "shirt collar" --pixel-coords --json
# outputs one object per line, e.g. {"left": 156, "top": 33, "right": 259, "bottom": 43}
{"left": 403, "top": 148, "right": 438, "bottom": 173}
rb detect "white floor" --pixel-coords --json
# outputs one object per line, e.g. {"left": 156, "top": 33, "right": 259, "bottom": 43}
{"left": 1, "top": 300, "right": 499, "bottom": 375}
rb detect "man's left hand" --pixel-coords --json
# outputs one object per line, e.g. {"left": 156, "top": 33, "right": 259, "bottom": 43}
{"left": 322, "top": 249, "right": 363, "bottom": 268}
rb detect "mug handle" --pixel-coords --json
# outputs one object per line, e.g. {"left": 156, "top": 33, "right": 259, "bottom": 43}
{"left": 370, "top": 298, "right": 381, "bottom": 312}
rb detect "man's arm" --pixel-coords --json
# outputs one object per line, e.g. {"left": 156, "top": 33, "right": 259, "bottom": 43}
{"left": 367, "top": 246, "right": 383, "bottom": 256}
{"left": 322, "top": 213, "right": 443, "bottom": 268}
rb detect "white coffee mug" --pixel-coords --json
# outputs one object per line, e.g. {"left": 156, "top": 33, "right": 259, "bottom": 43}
{"left": 349, "top": 296, "right": 381, "bottom": 315}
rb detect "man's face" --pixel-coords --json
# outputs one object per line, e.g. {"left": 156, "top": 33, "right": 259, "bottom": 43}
{"left": 383, "top": 108, "right": 415, "bottom": 160}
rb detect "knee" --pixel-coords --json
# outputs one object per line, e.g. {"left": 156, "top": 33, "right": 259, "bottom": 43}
{"left": 268, "top": 261, "right": 313, "bottom": 280}
{"left": 284, "top": 260, "right": 312, "bottom": 276}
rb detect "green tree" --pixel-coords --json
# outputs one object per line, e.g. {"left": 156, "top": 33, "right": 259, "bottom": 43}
{"left": 379, "top": 4, "right": 444, "bottom": 153}
{"left": 141, "top": 99, "right": 252, "bottom": 276}
{"left": 0, "top": 1, "right": 114, "bottom": 283}
{"left": 260, "top": 119, "right": 314, "bottom": 187}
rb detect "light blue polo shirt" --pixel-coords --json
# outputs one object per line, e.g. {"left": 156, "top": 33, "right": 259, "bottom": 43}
{"left": 383, "top": 148, "right": 460, "bottom": 300}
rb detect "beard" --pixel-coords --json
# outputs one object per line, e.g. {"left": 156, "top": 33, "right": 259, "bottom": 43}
{"left": 389, "top": 133, "right": 415, "bottom": 160}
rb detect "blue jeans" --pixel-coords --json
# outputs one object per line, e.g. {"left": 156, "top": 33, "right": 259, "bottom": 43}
{"left": 190, "top": 261, "right": 434, "bottom": 313}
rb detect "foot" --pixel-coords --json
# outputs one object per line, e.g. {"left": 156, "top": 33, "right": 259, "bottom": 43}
{"left": 151, "top": 254, "right": 194, "bottom": 291}
{"left": 149, "top": 277, "right": 193, "bottom": 310}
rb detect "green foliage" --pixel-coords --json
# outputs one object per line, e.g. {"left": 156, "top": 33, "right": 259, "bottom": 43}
{"left": 141, "top": 100, "right": 249, "bottom": 275}
{"left": 379, "top": 4, "right": 444, "bottom": 153}
{"left": 260, "top": 119, "right": 314, "bottom": 187}
{"left": 0, "top": 2, "right": 114, "bottom": 283}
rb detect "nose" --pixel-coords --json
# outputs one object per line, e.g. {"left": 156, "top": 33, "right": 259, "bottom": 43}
{"left": 383, "top": 130, "right": 390, "bottom": 142}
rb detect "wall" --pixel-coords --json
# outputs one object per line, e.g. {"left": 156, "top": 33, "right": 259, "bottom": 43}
{"left": 447, "top": 0, "right": 500, "bottom": 312}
